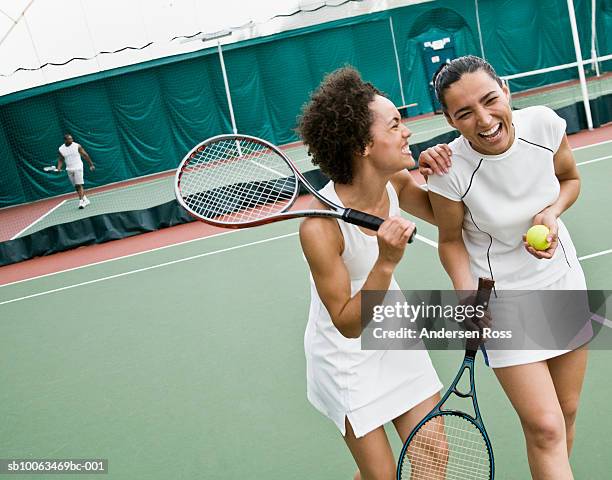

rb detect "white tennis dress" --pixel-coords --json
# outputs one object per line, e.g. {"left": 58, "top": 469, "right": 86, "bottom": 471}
{"left": 428, "top": 106, "right": 591, "bottom": 367}
{"left": 304, "top": 181, "right": 442, "bottom": 438}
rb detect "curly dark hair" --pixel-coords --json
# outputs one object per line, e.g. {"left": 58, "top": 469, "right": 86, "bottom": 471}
{"left": 297, "top": 67, "right": 382, "bottom": 184}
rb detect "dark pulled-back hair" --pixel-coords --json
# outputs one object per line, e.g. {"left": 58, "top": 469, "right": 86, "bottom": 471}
{"left": 433, "top": 55, "right": 502, "bottom": 111}
{"left": 298, "top": 67, "right": 382, "bottom": 184}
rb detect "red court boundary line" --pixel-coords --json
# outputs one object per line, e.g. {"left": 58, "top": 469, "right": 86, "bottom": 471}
{"left": 0, "top": 195, "right": 311, "bottom": 286}
{"left": 1, "top": 125, "right": 610, "bottom": 286}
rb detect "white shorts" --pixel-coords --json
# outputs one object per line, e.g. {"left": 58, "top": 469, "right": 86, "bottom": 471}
{"left": 485, "top": 266, "right": 592, "bottom": 368}
{"left": 66, "top": 168, "right": 84, "bottom": 186}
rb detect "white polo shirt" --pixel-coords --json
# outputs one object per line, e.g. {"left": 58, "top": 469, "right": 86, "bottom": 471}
{"left": 58, "top": 142, "right": 83, "bottom": 170}
{"left": 428, "top": 106, "right": 579, "bottom": 289}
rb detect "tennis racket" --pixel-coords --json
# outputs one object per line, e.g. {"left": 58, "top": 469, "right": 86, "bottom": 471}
{"left": 174, "top": 134, "right": 416, "bottom": 238}
{"left": 397, "top": 277, "right": 495, "bottom": 480}
{"left": 43, "top": 165, "right": 59, "bottom": 172}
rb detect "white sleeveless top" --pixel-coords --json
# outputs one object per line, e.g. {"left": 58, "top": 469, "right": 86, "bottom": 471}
{"left": 58, "top": 142, "right": 83, "bottom": 170}
{"left": 303, "top": 181, "right": 441, "bottom": 438}
{"left": 428, "top": 106, "right": 580, "bottom": 289}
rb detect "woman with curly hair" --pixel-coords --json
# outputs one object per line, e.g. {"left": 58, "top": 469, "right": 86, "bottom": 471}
{"left": 298, "top": 67, "right": 443, "bottom": 479}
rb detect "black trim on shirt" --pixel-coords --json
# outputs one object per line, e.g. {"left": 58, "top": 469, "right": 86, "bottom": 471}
{"left": 461, "top": 158, "right": 484, "bottom": 200}
{"left": 461, "top": 158, "right": 496, "bottom": 286}
{"left": 465, "top": 205, "right": 496, "bottom": 285}
{"left": 518, "top": 137, "right": 553, "bottom": 153}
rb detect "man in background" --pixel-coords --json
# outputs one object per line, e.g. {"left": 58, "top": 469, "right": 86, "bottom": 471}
{"left": 57, "top": 133, "right": 95, "bottom": 209}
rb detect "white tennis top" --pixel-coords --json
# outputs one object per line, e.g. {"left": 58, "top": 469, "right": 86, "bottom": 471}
{"left": 427, "top": 106, "right": 580, "bottom": 290}
{"left": 304, "top": 181, "right": 441, "bottom": 438}
{"left": 58, "top": 142, "right": 83, "bottom": 170}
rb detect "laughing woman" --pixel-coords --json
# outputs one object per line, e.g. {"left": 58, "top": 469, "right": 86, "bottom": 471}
{"left": 419, "top": 55, "right": 591, "bottom": 480}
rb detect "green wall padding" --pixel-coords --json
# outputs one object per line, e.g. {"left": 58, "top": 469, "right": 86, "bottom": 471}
{"left": 0, "top": 0, "right": 608, "bottom": 208}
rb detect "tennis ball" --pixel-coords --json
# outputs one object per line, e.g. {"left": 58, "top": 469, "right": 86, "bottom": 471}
{"left": 526, "top": 225, "right": 551, "bottom": 251}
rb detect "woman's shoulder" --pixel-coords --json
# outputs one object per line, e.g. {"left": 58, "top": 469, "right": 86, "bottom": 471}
{"left": 513, "top": 106, "right": 566, "bottom": 150}
{"left": 513, "top": 105, "right": 562, "bottom": 130}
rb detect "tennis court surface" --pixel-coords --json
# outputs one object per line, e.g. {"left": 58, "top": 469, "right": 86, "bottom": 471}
{"left": 1, "top": 1, "right": 611, "bottom": 477}
{"left": 1, "top": 132, "right": 611, "bottom": 479}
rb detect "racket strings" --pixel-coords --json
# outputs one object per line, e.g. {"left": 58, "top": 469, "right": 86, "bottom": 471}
{"left": 400, "top": 415, "right": 491, "bottom": 479}
{"left": 183, "top": 143, "right": 294, "bottom": 219}
{"left": 178, "top": 138, "right": 298, "bottom": 224}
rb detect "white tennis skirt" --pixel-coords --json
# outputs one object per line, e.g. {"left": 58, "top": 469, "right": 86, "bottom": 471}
{"left": 484, "top": 265, "right": 592, "bottom": 369}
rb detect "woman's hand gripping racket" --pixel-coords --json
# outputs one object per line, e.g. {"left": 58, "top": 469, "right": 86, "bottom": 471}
{"left": 174, "top": 134, "right": 416, "bottom": 238}
{"left": 397, "top": 277, "right": 495, "bottom": 480}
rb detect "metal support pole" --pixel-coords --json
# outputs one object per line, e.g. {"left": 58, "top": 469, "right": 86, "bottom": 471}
{"left": 218, "top": 40, "right": 238, "bottom": 135}
{"left": 475, "top": 0, "right": 486, "bottom": 60}
{"left": 566, "top": 0, "right": 593, "bottom": 130}
{"left": 591, "top": 0, "right": 600, "bottom": 76}
{"left": 389, "top": 17, "right": 406, "bottom": 106}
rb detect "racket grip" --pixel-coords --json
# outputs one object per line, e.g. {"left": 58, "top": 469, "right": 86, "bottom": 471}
{"left": 342, "top": 209, "right": 417, "bottom": 243}
{"left": 475, "top": 277, "right": 495, "bottom": 308}
{"left": 343, "top": 208, "right": 383, "bottom": 231}
{"left": 465, "top": 277, "right": 495, "bottom": 357}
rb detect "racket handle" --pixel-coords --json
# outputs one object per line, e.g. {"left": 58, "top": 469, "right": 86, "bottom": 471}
{"left": 342, "top": 209, "right": 417, "bottom": 243}
{"left": 465, "top": 277, "right": 495, "bottom": 357}
{"left": 342, "top": 208, "right": 383, "bottom": 231}
{"left": 475, "top": 277, "right": 495, "bottom": 307}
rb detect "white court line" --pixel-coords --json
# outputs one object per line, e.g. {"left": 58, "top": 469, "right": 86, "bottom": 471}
{"left": 578, "top": 249, "right": 612, "bottom": 261}
{"left": 0, "top": 229, "right": 242, "bottom": 288}
{"left": 10, "top": 200, "right": 67, "bottom": 240}
{"left": 576, "top": 155, "right": 612, "bottom": 167}
{"left": 0, "top": 225, "right": 606, "bottom": 306}
{"left": 415, "top": 233, "right": 437, "bottom": 248}
{"left": 2, "top": 134, "right": 608, "bottom": 295}
{"left": 592, "top": 314, "right": 612, "bottom": 329}
{"left": 573, "top": 139, "right": 612, "bottom": 151}
{"left": 0, "top": 228, "right": 440, "bottom": 304}
{"left": 0, "top": 232, "right": 299, "bottom": 306}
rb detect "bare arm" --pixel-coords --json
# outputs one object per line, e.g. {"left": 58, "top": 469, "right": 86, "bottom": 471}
{"left": 429, "top": 191, "right": 476, "bottom": 290}
{"left": 300, "top": 205, "right": 415, "bottom": 338}
{"left": 523, "top": 134, "right": 580, "bottom": 259}
{"left": 392, "top": 169, "right": 436, "bottom": 225}
{"left": 548, "top": 134, "right": 580, "bottom": 217}
{"left": 57, "top": 154, "right": 64, "bottom": 171}
{"left": 78, "top": 145, "right": 95, "bottom": 169}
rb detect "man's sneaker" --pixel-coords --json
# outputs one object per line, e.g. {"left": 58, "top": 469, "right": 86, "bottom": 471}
{"left": 78, "top": 199, "right": 84, "bottom": 209}
{"left": 83, "top": 196, "right": 90, "bottom": 207}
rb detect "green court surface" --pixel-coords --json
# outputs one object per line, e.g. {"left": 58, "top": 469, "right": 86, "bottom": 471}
{"left": 510, "top": 73, "right": 612, "bottom": 110}
{"left": 1, "top": 141, "right": 611, "bottom": 479}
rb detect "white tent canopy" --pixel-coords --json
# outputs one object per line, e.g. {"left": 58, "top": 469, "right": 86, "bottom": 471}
{"left": 0, "top": 0, "right": 433, "bottom": 97}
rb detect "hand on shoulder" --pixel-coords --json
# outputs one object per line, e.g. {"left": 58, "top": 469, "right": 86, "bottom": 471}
{"left": 418, "top": 144, "right": 453, "bottom": 178}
